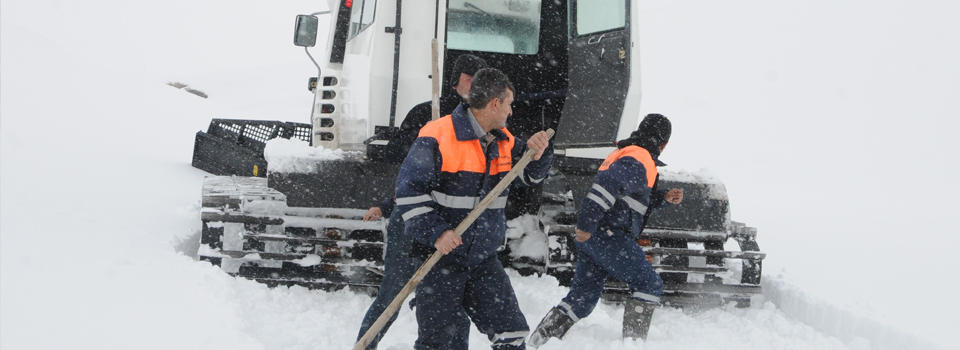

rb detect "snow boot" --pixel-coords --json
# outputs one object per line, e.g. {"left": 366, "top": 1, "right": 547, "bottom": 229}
{"left": 528, "top": 306, "right": 576, "bottom": 349}
{"left": 623, "top": 298, "right": 658, "bottom": 340}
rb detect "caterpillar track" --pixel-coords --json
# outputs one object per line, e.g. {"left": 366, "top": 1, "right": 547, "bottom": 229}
{"left": 198, "top": 174, "right": 765, "bottom": 308}
{"left": 199, "top": 176, "right": 385, "bottom": 294}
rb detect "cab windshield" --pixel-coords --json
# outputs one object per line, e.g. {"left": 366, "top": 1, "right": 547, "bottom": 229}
{"left": 446, "top": 0, "right": 542, "bottom": 55}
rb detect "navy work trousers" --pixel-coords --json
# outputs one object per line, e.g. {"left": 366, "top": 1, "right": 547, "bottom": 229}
{"left": 356, "top": 210, "right": 470, "bottom": 350}
{"left": 414, "top": 253, "right": 529, "bottom": 350}
{"left": 559, "top": 232, "right": 663, "bottom": 320}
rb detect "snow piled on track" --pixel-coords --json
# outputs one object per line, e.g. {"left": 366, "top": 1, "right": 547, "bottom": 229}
{"left": 264, "top": 138, "right": 349, "bottom": 173}
{"left": 761, "top": 276, "right": 938, "bottom": 350}
{"left": 1, "top": 0, "right": 957, "bottom": 349}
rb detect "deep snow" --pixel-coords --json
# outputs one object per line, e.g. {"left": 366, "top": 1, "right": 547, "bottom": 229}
{"left": 2, "top": 0, "right": 958, "bottom": 349}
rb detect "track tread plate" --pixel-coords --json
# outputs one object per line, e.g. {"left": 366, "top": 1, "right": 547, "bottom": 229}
{"left": 218, "top": 249, "right": 383, "bottom": 267}
{"left": 646, "top": 247, "right": 766, "bottom": 260}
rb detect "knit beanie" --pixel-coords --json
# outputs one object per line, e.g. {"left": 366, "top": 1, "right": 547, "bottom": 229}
{"left": 616, "top": 114, "right": 672, "bottom": 156}
{"left": 636, "top": 113, "right": 671, "bottom": 146}
{"left": 450, "top": 54, "right": 489, "bottom": 87}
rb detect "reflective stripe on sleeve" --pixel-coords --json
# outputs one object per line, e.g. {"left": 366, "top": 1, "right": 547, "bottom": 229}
{"left": 587, "top": 193, "right": 611, "bottom": 210}
{"left": 592, "top": 184, "right": 616, "bottom": 205}
{"left": 518, "top": 168, "right": 546, "bottom": 186}
{"left": 526, "top": 168, "right": 545, "bottom": 184}
{"left": 396, "top": 194, "right": 433, "bottom": 206}
{"left": 402, "top": 206, "right": 434, "bottom": 221}
{"left": 622, "top": 196, "right": 648, "bottom": 215}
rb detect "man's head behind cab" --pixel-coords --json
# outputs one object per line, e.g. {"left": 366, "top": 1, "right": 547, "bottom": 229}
{"left": 451, "top": 54, "right": 488, "bottom": 99}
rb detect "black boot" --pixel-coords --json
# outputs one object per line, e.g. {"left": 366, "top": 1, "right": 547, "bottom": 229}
{"left": 528, "top": 306, "right": 576, "bottom": 349}
{"left": 623, "top": 298, "right": 657, "bottom": 340}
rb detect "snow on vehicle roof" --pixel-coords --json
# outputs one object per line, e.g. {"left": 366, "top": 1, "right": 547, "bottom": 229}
{"left": 659, "top": 168, "right": 728, "bottom": 200}
{"left": 263, "top": 137, "right": 355, "bottom": 173}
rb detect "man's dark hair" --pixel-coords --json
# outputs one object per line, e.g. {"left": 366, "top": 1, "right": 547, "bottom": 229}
{"left": 468, "top": 68, "right": 515, "bottom": 109}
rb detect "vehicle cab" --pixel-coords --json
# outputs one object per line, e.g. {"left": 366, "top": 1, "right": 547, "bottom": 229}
{"left": 297, "top": 0, "right": 642, "bottom": 158}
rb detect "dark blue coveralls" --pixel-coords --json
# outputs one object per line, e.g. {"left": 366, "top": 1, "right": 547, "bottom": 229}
{"left": 395, "top": 105, "right": 553, "bottom": 350}
{"left": 556, "top": 145, "right": 671, "bottom": 321}
{"left": 355, "top": 95, "right": 470, "bottom": 350}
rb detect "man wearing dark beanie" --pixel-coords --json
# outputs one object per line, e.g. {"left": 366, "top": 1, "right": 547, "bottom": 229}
{"left": 449, "top": 54, "right": 488, "bottom": 102}
{"left": 529, "top": 113, "right": 684, "bottom": 347}
{"left": 617, "top": 113, "right": 672, "bottom": 157}
{"left": 382, "top": 54, "right": 488, "bottom": 162}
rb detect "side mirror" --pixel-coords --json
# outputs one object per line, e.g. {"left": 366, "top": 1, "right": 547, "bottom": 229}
{"left": 294, "top": 15, "right": 319, "bottom": 47}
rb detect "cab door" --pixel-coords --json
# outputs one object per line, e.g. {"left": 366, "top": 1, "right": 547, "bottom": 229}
{"left": 555, "top": 0, "right": 634, "bottom": 148}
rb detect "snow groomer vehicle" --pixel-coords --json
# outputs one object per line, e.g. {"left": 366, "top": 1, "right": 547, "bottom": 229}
{"left": 192, "top": 0, "right": 766, "bottom": 308}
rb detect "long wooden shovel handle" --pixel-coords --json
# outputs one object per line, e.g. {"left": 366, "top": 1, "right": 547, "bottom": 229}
{"left": 352, "top": 129, "right": 555, "bottom": 350}
{"left": 430, "top": 39, "right": 441, "bottom": 121}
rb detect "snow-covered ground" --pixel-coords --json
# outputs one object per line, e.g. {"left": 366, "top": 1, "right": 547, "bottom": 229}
{"left": 2, "top": 0, "right": 957, "bottom": 349}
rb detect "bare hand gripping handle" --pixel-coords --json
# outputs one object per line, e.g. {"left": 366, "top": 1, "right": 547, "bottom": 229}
{"left": 352, "top": 129, "right": 555, "bottom": 350}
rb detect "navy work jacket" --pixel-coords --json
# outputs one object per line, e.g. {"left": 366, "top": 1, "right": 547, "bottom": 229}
{"left": 395, "top": 104, "right": 553, "bottom": 267}
{"left": 578, "top": 146, "right": 671, "bottom": 239}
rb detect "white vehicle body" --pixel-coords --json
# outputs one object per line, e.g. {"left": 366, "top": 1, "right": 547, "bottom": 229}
{"left": 307, "top": 0, "right": 642, "bottom": 157}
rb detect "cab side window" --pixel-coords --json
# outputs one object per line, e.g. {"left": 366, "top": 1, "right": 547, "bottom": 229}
{"left": 349, "top": 0, "right": 377, "bottom": 39}
{"left": 575, "top": 0, "right": 625, "bottom": 36}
